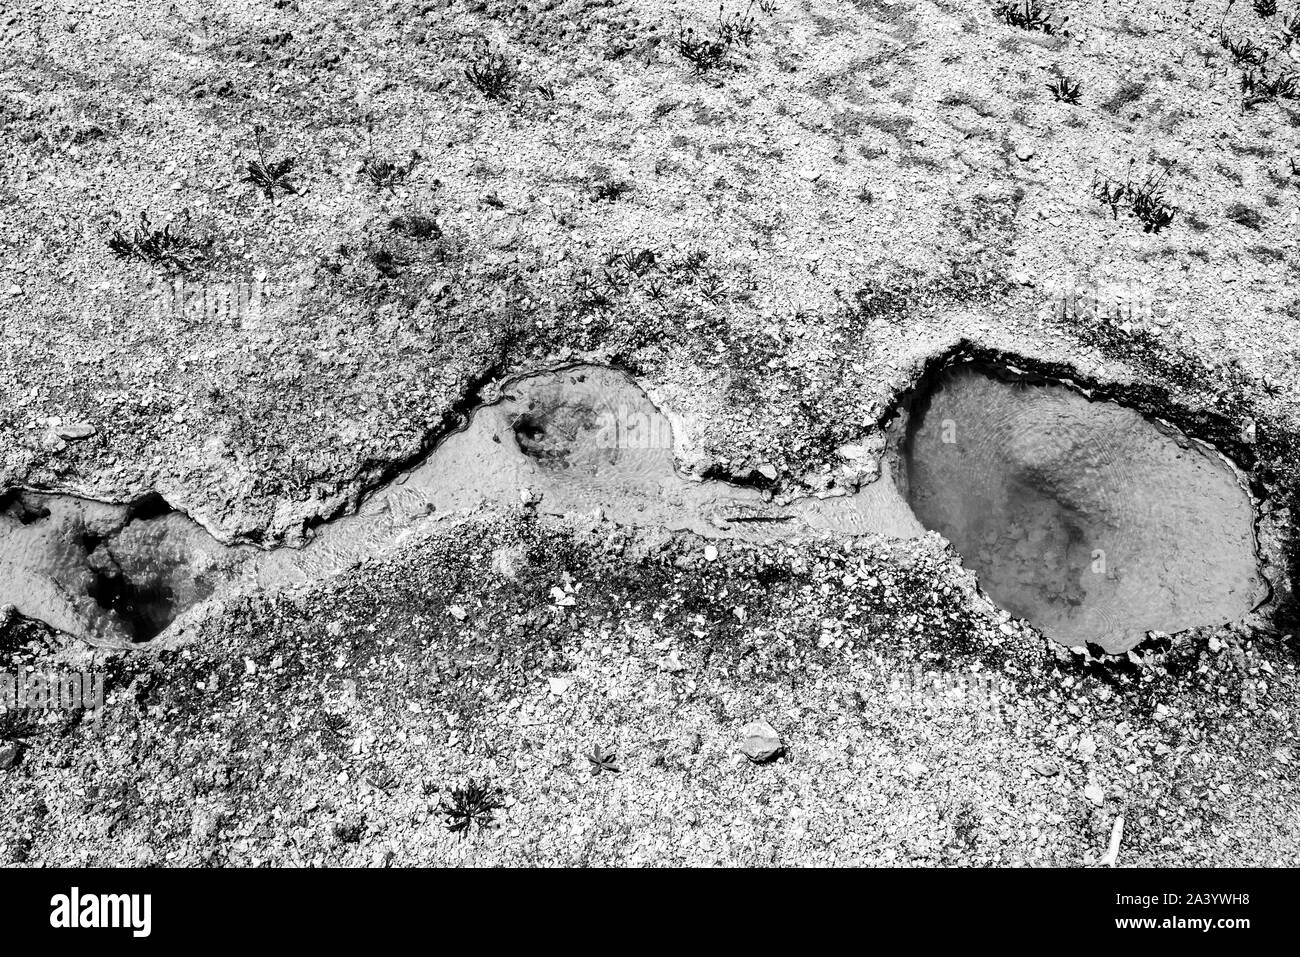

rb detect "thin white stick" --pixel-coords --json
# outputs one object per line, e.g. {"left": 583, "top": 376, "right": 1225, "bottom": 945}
{"left": 1099, "top": 815, "right": 1125, "bottom": 867}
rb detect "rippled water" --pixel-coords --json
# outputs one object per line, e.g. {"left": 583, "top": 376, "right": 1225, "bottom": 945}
{"left": 902, "top": 364, "right": 1266, "bottom": 653}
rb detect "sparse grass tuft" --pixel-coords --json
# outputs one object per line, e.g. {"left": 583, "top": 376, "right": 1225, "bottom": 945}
{"left": 388, "top": 213, "right": 441, "bottom": 240}
{"left": 1226, "top": 201, "right": 1265, "bottom": 228}
{"left": 1090, "top": 162, "right": 1178, "bottom": 233}
{"left": 677, "top": 4, "right": 757, "bottom": 74}
{"left": 994, "top": 0, "right": 1065, "bottom": 34}
{"left": 1219, "top": 29, "right": 1269, "bottom": 66}
{"left": 1280, "top": 10, "right": 1300, "bottom": 44}
{"left": 1241, "top": 64, "right": 1300, "bottom": 108}
{"left": 107, "top": 211, "right": 209, "bottom": 272}
{"left": 465, "top": 47, "right": 516, "bottom": 99}
{"left": 1254, "top": 0, "right": 1278, "bottom": 16}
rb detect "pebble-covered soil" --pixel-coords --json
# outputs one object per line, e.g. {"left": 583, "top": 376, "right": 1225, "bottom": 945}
{"left": 3, "top": 0, "right": 1300, "bottom": 865}
{"left": 2, "top": 514, "right": 1297, "bottom": 866}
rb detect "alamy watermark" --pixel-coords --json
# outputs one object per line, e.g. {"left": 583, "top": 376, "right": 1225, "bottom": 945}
{"left": 1, "top": 670, "right": 105, "bottom": 725}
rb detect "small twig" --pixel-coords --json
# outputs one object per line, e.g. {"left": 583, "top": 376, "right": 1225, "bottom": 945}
{"left": 1099, "top": 815, "right": 1125, "bottom": 867}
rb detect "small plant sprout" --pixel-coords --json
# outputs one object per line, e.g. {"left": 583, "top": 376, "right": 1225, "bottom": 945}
{"left": 361, "top": 150, "right": 421, "bottom": 193}
{"left": 699, "top": 272, "right": 728, "bottom": 303}
{"left": 586, "top": 744, "right": 620, "bottom": 774}
{"left": 388, "top": 213, "right": 441, "bottom": 239}
{"left": 609, "top": 247, "right": 658, "bottom": 277}
{"left": 244, "top": 124, "right": 298, "bottom": 201}
{"left": 1254, "top": 0, "right": 1278, "bottom": 16}
{"left": 1279, "top": 9, "right": 1300, "bottom": 44}
{"left": 440, "top": 778, "right": 504, "bottom": 837}
{"left": 1090, "top": 174, "right": 1128, "bottom": 219}
{"left": 1047, "top": 75, "right": 1082, "bottom": 103}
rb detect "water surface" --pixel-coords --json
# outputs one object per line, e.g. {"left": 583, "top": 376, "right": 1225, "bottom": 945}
{"left": 902, "top": 364, "right": 1265, "bottom": 652}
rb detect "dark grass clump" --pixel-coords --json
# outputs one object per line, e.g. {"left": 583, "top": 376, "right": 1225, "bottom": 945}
{"left": 994, "top": 0, "right": 1065, "bottom": 34}
{"left": 1220, "top": 30, "right": 1269, "bottom": 65}
{"left": 591, "top": 178, "right": 634, "bottom": 202}
{"left": 440, "top": 778, "right": 504, "bottom": 837}
{"left": 361, "top": 150, "right": 420, "bottom": 193}
{"left": 1254, "top": 0, "right": 1278, "bottom": 16}
{"left": 107, "top": 211, "right": 209, "bottom": 272}
{"left": 465, "top": 48, "right": 516, "bottom": 99}
{"left": 1241, "top": 65, "right": 1300, "bottom": 109}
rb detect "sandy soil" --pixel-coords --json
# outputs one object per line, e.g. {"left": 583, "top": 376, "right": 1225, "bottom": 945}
{"left": 2, "top": 514, "right": 1296, "bottom": 866}
{"left": 2, "top": 0, "right": 1300, "bottom": 864}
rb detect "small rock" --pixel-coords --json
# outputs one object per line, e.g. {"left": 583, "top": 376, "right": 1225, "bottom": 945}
{"left": 0, "top": 742, "right": 22, "bottom": 771}
{"left": 1078, "top": 735, "right": 1097, "bottom": 762}
{"left": 547, "top": 676, "right": 571, "bottom": 696}
{"left": 55, "top": 422, "right": 96, "bottom": 441}
{"left": 658, "top": 650, "right": 685, "bottom": 673}
{"left": 1015, "top": 145, "right": 1034, "bottom": 161}
{"left": 755, "top": 463, "right": 778, "bottom": 481}
{"left": 703, "top": 544, "right": 719, "bottom": 562}
{"left": 1084, "top": 782, "right": 1105, "bottom": 807}
{"left": 448, "top": 604, "right": 467, "bottom": 621}
{"left": 190, "top": 807, "right": 225, "bottom": 842}
{"left": 798, "top": 168, "right": 821, "bottom": 182}
{"left": 1029, "top": 758, "right": 1060, "bottom": 777}
{"left": 739, "top": 719, "right": 783, "bottom": 763}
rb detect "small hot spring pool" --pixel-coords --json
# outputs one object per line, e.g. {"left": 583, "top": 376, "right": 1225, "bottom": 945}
{"left": 900, "top": 363, "right": 1266, "bottom": 653}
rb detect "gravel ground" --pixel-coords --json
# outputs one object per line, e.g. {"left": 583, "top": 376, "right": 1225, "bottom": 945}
{"left": 1, "top": 512, "right": 1297, "bottom": 866}
{"left": 5, "top": 0, "right": 1300, "bottom": 534}
{"left": 3, "top": 0, "right": 1300, "bottom": 865}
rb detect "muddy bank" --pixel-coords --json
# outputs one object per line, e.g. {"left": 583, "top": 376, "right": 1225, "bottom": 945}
{"left": 0, "top": 365, "right": 920, "bottom": 647}
{"left": 0, "top": 359, "right": 1272, "bottom": 654}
